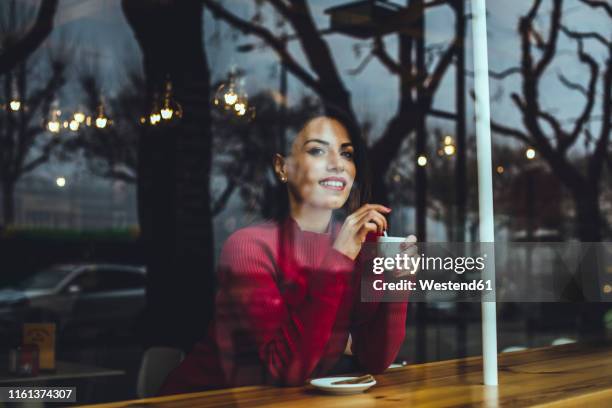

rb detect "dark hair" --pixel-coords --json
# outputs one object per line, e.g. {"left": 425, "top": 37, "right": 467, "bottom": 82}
{"left": 269, "top": 107, "right": 371, "bottom": 221}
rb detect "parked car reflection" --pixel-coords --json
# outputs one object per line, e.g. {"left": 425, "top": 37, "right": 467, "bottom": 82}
{"left": 0, "top": 264, "right": 146, "bottom": 341}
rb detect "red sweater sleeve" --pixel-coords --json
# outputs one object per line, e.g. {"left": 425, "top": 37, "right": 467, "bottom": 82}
{"left": 349, "top": 254, "right": 408, "bottom": 373}
{"left": 350, "top": 302, "right": 408, "bottom": 373}
{"left": 217, "top": 230, "right": 354, "bottom": 386}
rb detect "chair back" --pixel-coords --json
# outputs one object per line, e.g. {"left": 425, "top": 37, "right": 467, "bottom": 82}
{"left": 137, "top": 347, "right": 185, "bottom": 398}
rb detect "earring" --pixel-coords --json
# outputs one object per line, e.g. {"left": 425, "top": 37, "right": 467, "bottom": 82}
{"left": 280, "top": 176, "right": 287, "bottom": 183}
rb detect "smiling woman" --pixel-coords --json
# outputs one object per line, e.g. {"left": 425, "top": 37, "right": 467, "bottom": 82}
{"left": 159, "top": 112, "right": 410, "bottom": 394}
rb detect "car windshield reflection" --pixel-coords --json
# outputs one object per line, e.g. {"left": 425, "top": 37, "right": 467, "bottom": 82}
{"left": 17, "top": 267, "right": 73, "bottom": 291}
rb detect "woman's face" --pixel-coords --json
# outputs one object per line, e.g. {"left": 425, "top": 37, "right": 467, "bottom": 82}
{"left": 280, "top": 117, "right": 357, "bottom": 210}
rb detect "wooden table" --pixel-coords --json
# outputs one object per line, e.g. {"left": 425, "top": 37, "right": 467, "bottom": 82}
{"left": 82, "top": 341, "right": 612, "bottom": 407}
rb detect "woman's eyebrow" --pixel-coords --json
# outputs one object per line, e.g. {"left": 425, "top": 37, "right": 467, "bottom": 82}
{"left": 303, "top": 138, "right": 329, "bottom": 147}
{"left": 302, "top": 139, "right": 354, "bottom": 148}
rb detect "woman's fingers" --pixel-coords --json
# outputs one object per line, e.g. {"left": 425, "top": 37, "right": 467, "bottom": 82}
{"left": 400, "top": 234, "right": 418, "bottom": 251}
{"left": 352, "top": 204, "right": 391, "bottom": 219}
{"left": 359, "top": 222, "right": 379, "bottom": 242}
{"left": 355, "top": 209, "right": 387, "bottom": 234}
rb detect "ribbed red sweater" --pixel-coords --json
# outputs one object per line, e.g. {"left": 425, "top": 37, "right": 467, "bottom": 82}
{"left": 160, "top": 217, "right": 408, "bottom": 394}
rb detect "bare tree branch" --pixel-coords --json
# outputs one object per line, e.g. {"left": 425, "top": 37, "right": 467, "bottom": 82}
{"left": 579, "top": 0, "right": 612, "bottom": 17}
{"left": 276, "top": 0, "right": 354, "bottom": 115}
{"left": 105, "top": 169, "right": 137, "bottom": 184}
{"left": 561, "top": 25, "right": 611, "bottom": 47}
{"left": 21, "top": 137, "right": 60, "bottom": 174}
{"left": 211, "top": 179, "right": 236, "bottom": 216}
{"left": 424, "top": 38, "right": 457, "bottom": 95}
{"left": 562, "top": 37, "right": 599, "bottom": 150}
{"left": 490, "top": 120, "right": 531, "bottom": 145}
{"left": 267, "top": 0, "right": 292, "bottom": 21}
{"left": 0, "top": 0, "right": 59, "bottom": 74}
{"left": 372, "top": 35, "right": 411, "bottom": 77}
{"left": 534, "top": 0, "right": 562, "bottom": 77}
{"left": 466, "top": 67, "right": 522, "bottom": 79}
{"left": 557, "top": 72, "right": 588, "bottom": 96}
{"left": 537, "top": 108, "right": 566, "bottom": 140}
{"left": 203, "top": 0, "right": 322, "bottom": 94}
{"left": 590, "top": 51, "right": 612, "bottom": 180}
{"left": 346, "top": 52, "right": 374, "bottom": 76}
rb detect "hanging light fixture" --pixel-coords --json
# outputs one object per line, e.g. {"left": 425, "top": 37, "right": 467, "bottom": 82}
{"left": 69, "top": 119, "right": 80, "bottom": 131}
{"left": 9, "top": 77, "right": 21, "bottom": 111}
{"left": 160, "top": 80, "right": 183, "bottom": 121}
{"left": 214, "top": 73, "right": 247, "bottom": 110}
{"left": 46, "top": 105, "right": 61, "bottom": 133}
{"left": 213, "top": 72, "right": 255, "bottom": 120}
{"left": 443, "top": 135, "right": 456, "bottom": 156}
{"left": 214, "top": 82, "right": 239, "bottom": 110}
{"left": 9, "top": 100, "right": 21, "bottom": 112}
{"left": 149, "top": 93, "right": 161, "bottom": 125}
{"left": 73, "top": 111, "right": 85, "bottom": 123}
{"left": 95, "top": 103, "right": 108, "bottom": 129}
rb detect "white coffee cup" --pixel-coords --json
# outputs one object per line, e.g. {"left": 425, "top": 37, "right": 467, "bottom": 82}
{"left": 376, "top": 235, "right": 407, "bottom": 259}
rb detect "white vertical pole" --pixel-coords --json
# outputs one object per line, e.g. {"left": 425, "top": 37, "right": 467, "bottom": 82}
{"left": 470, "top": 0, "right": 498, "bottom": 386}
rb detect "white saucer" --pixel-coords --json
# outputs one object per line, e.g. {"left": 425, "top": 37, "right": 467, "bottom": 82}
{"left": 310, "top": 376, "right": 377, "bottom": 395}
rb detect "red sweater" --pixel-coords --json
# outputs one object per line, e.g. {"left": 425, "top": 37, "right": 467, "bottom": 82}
{"left": 160, "top": 217, "right": 408, "bottom": 394}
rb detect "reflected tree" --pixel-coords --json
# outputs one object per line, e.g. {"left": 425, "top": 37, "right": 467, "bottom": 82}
{"left": 62, "top": 69, "right": 143, "bottom": 184}
{"left": 122, "top": 0, "right": 215, "bottom": 349}
{"left": 0, "top": 0, "right": 66, "bottom": 225}
{"left": 0, "top": 0, "right": 58, "bottom": 75}
{"left": 212, "top": 91, "right": 319, "bottom": 218}
{"left": 490, "top": 0, "right": 611, "bottom": 241}
{"left": 202, "top": 0, "right": 460, "bottom": 220}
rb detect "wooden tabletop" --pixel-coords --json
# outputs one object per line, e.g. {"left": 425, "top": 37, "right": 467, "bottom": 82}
{"left": 82, "top": 341, "right": 612, "bottom": 407}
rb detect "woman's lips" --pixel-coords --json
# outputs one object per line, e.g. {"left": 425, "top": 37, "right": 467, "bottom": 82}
{"left": 319, "top": 177, "right": 347, "bottom": 191}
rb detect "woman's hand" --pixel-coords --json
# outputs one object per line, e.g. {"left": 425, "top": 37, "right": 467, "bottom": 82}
{"left": 333, "top": 204, "right": 391, "bottom": 260}
{"left": 392, "top": 235, "right": 419, "bottom": 278}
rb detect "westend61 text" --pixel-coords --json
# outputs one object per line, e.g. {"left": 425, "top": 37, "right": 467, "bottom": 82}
{"left": 373, "top": 279, "right": 493, "bottom": 292}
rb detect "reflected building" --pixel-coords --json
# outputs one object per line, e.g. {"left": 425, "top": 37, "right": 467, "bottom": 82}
{"left": 3, "top": 175, "right": 138, "bottom": 230}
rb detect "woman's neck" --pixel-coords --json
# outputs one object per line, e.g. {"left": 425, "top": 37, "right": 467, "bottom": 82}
{"left": 289, "top": 201, "right": 332, "bottom": 233}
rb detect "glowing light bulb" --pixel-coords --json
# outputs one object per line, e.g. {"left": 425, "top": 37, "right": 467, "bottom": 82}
{"left": 86, "top": 116, "right": 92, "bottom": 126}
{"left": 444, "top": 136, "right": 453, "bottom": 145}
{"left": 56, "top": 177, "right": 66, "bottom": 187}
{"left": 74, "top": 112, "right": 85, "bottom": 123}
{"left": 526, "top": 148, "right": 536, "bottom": 160}
{"left": 47, "top": 120, "right": 60, "bottom": 133}
{"left": 149, "top": 113, "right": 161, "bottom": 125}
{"left": 234, "top": 102, "right": 247, "bottom": 116}
{"left": 443, "top": 145, "right": 456, "bottom": 156}
{"left": 9, "top": 100, "right": 21, "bottom": 111}
{"left": 95, "top": 117, "right": 108, "bottom": 129}
{"left": 69, "top": 120, "right": 79, "bottom": 131}
{"left": 417, "top": 155, "right": 427, "bottom": 167}
{"left": 160, "top": 107, "right": 173, "bottom": 120}
{"left": 224, "top": 90, "right": 238, "bottom": 106}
